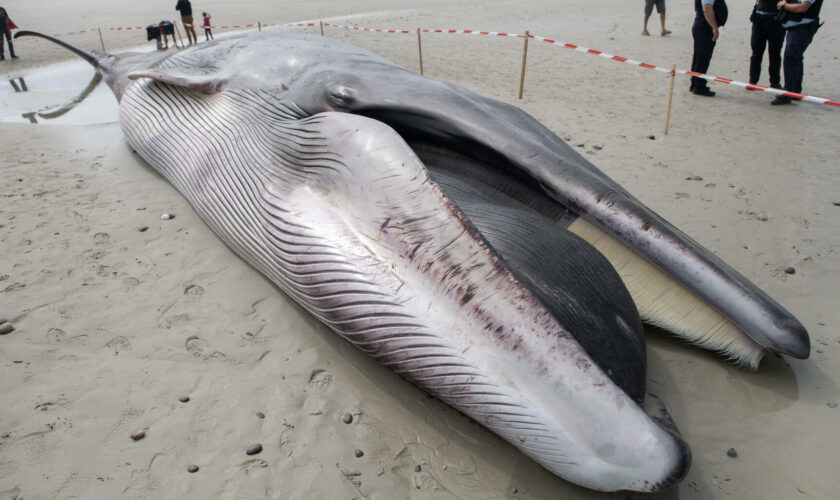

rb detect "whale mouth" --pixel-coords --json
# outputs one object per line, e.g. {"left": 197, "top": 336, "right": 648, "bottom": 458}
{"left": 349, "top": 99, "right": 809, "bottom": 368}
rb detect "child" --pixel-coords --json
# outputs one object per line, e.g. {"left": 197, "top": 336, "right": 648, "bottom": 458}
{"left": 202, "top": 12, "right": 213, "bottom": 41}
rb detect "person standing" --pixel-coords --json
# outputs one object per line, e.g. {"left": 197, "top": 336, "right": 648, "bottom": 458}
{"left": 749, "top": 0, "right": 785, "bottom": 89}
{"left": 0, "top": 5, "right": 18, "bottom": 60}
{"left": 642, "top": 0, "right": 672, "bottom": 36}
{"left": 771, "top": 0, "right": 823, "bottom": 105}
{"left": 690, "top": 0, "right": 728, "bottom": 96}
{"left": 202, "top": 12, "right": 213, "bottom": 41}
{"left": 175, "top": 0, "right": 197, "bottom": 45}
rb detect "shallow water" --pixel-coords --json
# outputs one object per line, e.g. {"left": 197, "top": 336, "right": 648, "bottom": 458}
{"left": 0, "top": 59, "right": 119, "bottom": 125}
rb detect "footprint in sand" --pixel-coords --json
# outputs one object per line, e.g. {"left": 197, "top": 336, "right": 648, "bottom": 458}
{"left": 308, "top": 369, "right": 333, "bottom": 389}
{"left": 183, "top": 284, "right": 205, "bottom": 296}
{"left": 93, "top": 232, "right": 110, "bottom": 245}
{"left": 241, "top": 458, "right": 268, "bottom": 476}
{"left": 105, "top": 335, "right": 131, "bottom": 354}
{"left": 185, "top": 335, "right": 209, "bottom": 355}
{"left": 184, "top": 336, "right": 226, "bottom": 360}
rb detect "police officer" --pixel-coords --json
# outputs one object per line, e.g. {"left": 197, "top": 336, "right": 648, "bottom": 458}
{"left": 771, "top": 0, "right": 823, "bottom": 105}
{"left": 690, "top": 0, "right": 728, "bottom": 97}
{"left": 749, "top": 0, "right": 785, "bottom": 89}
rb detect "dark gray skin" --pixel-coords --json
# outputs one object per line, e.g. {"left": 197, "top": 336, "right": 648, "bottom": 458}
{"left": 15, "top": 29, "right": 807, "bottom": 492}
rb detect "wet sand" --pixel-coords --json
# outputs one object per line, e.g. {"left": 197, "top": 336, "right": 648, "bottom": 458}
{"left": 1, "top": 1, "right": 839, "bottom": 499}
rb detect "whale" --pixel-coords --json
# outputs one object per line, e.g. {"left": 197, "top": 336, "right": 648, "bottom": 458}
{"left": 16, "top": 29, "right": 809, "bottom": 492}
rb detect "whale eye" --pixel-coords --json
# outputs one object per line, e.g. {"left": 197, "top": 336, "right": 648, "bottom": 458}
{"left": 327, "top": 85, "right": 356, "bottom": 108}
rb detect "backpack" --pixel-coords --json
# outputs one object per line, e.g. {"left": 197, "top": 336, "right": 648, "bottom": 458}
{"left": 714, "top": 0, "right": 729, "bottom": 27}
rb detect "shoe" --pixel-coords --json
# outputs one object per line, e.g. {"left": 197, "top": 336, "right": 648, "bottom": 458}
{"left": 693, "top": 88, "right": 716, "bottom": 97}
{"left": 746, "top": 82, "right": 759, "bottom": 91}
{"left": 0, "top": 56, "right": 4, "bottom": 61}
{"left": 11, "top": 55, "right": 18, "bottom": 59}
{"left": 771, "top": 96, "right": 792, "bottom": 105}
{"left": 641, "top": 30, "right": 650, "bottom": 36}
{"left": 661, "top": 30, "right": 672, "bottom": 36}
{"left": 689, "top": 82, "right": 695, "bottom": 92}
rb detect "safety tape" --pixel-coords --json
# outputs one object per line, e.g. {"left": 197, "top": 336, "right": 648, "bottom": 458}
{"left": 528, "top": 34, "right": 840, "bottom": 107}
{"left": 44, "top": 21, "right": 839, "bottom": 107}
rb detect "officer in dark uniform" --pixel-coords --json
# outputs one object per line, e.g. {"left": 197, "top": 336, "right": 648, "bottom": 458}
{"left": 771, "top": 0, "right": 823, "bottom": 105}
{"left": 690, "top": 0, "right": 727, "bottom": 97}
{"left": 749, "top": 0, "right": 785, "bottom": 89}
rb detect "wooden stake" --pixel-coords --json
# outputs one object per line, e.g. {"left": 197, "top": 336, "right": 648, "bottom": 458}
{"left": 664, "top": 64, "right": 676, "bottom": 135}
{"left": 518, "top": 30, "right": 529, "bottom": 100}
{"left": 417, "top": 28, "right": 424, "bottom": 76}
{"left": 97, "top": 28, "right": 106, "bottom": 51}
{"left": 258, "top": 22, "right": 262, "bottom": 32}
{"left": 320, "top": 20, "right": 324, "bottom": 36}
{"left": 175, "top": 24, "right": 186, "bottom": 48}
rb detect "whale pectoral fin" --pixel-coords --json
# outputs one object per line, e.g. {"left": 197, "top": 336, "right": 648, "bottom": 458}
{"left": 127, "top": 70, "right": 226, "bottom": 93}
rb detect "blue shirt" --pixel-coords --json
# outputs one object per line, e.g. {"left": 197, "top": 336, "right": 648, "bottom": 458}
{"left": 782, "top": 1, "right": 816, "bottom": 28}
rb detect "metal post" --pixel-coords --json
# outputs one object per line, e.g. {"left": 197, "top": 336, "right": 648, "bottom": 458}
{"left": 518, "top": 31, "right": 530, "bottom": 99}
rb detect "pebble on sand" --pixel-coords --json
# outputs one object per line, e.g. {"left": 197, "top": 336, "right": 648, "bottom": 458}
{"left": 130, "top": 431, "right": 146, "bottom": 441}
{"left": 784, "top": 267, "right": 796, "bottom": 275}
{"left": 414, "top": 465, "right": 422, "bottom": 472}
{"left": 828, "top": 402, "right": 838, "bottom": 409}
{"left": 727, "top": 448, "right": 738, "bottom": 458}
{"left": 0, "top": 322, "right": 14, "bottom": 335}
{"left": 354, "top": 449, "right": 364, "bottom": 458}
{"left": 246, "top": 443, "right": 263, "bottom": 455}
{"left": 161, "top": 213, "right": 175, "bottom": 220}
{"left": 138, "top": 226, "right": 149, "bottom": 232}
{"left": 179, "top": 396, "right": 190, "bottom": 403}
{"left": 341, "top": 413, "right": 353, "bottom": 424}
{"left": 187, "top": 464, "right": 199, "bottom": 473}
{"left": 256, "top": 411, "right": 265, "bottom": 419}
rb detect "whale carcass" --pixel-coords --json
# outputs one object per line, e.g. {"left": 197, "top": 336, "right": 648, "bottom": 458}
{"left": 16, "top": 30, "right": 809, "bottom": 492}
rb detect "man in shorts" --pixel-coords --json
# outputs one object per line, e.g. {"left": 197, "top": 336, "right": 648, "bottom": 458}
{"left": 643, "top": 0, "right": 672, "bottom": 36}
{"left": 175, "top": 0, "right": 197, "bottom": 45}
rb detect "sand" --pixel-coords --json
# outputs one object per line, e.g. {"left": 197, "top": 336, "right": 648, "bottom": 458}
{"left": 1, "top": 0, "right": 839, "bottom": 498}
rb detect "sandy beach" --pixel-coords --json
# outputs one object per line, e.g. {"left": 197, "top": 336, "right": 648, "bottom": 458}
{"left": 2, "top": 1, "right": 839, "bottom": 498}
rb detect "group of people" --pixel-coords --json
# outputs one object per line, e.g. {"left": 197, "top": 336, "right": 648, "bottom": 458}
{"left": 644, "top": 0, "right": 822, "bottom": 105}
{"left": 685, "top": 0, "right": 821, "bottom": 105}
{"left": 175, "top": 0, "right": 214, "bottom": 45}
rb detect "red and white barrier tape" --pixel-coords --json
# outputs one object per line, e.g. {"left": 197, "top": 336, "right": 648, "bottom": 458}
{"left": 43, "top": 20, "right": 839, "bottom": 107}
{"left": 527, "top": 34, "right": 840, "bottom": 107}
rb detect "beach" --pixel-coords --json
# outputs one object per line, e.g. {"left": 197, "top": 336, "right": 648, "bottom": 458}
{"left": 1, "top": 1, "right": 839, "bottom": 498}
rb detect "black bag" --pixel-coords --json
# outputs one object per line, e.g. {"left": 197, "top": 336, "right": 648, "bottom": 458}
{"left": 715, "top": 0, "right": 729, "bottom": 26}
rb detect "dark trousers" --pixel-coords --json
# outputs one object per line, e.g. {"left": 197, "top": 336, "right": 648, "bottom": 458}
{"left": 690, "top": 21, "right": 716, "bottom": 91}
{"left": 0, "top": 27, "right": 13, "bottom": 57}
{"left": 749, "top": 15, "right": 785, "bottom": 87}
{"left": 782, "top": 26, "right": 815, "bottom": 94}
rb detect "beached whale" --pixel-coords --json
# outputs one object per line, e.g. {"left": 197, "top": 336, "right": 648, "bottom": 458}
{"left": 17, "top": 30, "right": 808, "bottom": 492}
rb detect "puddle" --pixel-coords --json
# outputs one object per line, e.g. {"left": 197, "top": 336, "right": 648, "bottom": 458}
{"left": 1, "top": 60, "right": 119, "bottom": 125}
